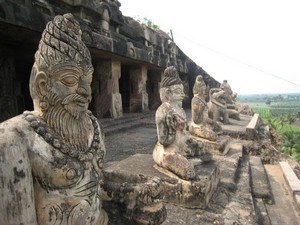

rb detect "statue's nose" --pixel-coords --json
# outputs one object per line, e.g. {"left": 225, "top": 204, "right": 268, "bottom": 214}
{"left": 77, "top": 77, "right": 91, "bottom": 100}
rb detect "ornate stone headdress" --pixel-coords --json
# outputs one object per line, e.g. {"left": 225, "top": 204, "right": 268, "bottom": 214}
{"left": 30, "top": 13, "right": 91, "bottom": 102}
{"left": 35, "top": 13, "right": 91, "bottom": 72}
{"left": 161, "top": 66, "right": 182, "bottom": 88}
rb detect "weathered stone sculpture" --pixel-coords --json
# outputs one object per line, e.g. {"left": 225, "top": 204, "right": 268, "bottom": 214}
{"left": 220, "top": 80, "right": 241, "bottom": 120}
{"left": 189, "top": 75, "right": 222, "bottom": 141}
{"left": 0, "top": 13, "right": 108, "bottom": 225}
{"left": 153, "top": 66, "right": 212, "bottom": 180}
{"left": 0, "top": 13, "right": 164, "bottom": 225}
{"left": 207, "top": 88, "right": 230, "bottom": 124}
{"left": 220, "top": 80, "right": 235, "bottom": 106}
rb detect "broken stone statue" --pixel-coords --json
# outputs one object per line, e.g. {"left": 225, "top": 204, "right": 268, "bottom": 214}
{"left": 152, "top": 66, "right": 220, "bottom": 208}
{"left": 0, "top": 13, "right": 164, "bottom": 225}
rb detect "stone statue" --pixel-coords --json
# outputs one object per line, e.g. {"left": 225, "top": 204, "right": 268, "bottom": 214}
{"left": 0, "top": 13, "right": 108, "bottom": 225}
{"left": 207, "top": 88, "right": 230, "bottom": 124}
{"left": 220, "top": 79, "right": 235, "bottom": 106}
{"left": 220, "top": 80, "right": 241, "bottom": 120}
{"left": 153, "top": 66, "right": 212, "bottom": 180}
{"left": 189, "top": 75, "right": 222, "bottom": 141}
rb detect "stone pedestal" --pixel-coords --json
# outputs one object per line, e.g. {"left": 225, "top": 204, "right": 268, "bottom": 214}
{"left": 103, "top": 154, "right": 167, "bottom": 225}
{"left": 105, "top": 154, "right": 220, "bottom": 209}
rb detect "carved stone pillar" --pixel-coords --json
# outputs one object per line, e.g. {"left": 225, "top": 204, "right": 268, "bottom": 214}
{"left": 93, "top": 59, "right": 122, "bottom": 118}
{"left": 129, "top": 65, "right": 149, "bottom": 112}
{"left": 110, "top": 60, "right": 123, "bottom": 118}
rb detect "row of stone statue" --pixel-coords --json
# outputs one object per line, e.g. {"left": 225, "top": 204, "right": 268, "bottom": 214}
{"left": 0, "top": 13, "right": 240, "bottom": 225}
{"left": 153, "top": 66, "right": 241, "bottom": 181}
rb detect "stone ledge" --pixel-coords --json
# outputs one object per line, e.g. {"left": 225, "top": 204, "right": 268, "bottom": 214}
{"left": 279, "top": 161, "right": 300, "bottom": 209}
{"left": 246, "top": 113, "right": 260, "bottom": 140}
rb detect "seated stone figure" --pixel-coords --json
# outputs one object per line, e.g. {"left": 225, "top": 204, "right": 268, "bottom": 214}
{"left": 207, "top": 88, "right": 230, "bottom": 124}
{"left": 0, "top": 14, "right": 163, "bottom": 225}
{"left": 220, "top": 80, "right": 241, "bottom": 120}
{"left": 189, "top": 75, "right": 222, "bottom": 141}
{"left": 153, "top": 67, "right": 212, "bottom": 180}
{"left": 220, "top": 79, "right": 235, "bottom": 107}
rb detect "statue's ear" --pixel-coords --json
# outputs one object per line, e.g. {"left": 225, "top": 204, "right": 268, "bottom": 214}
{"left": 35, "top": 71, "right": 48, "bottom": 97}
{"left": 165, "top": 88, "right": 171, "bottom": 95}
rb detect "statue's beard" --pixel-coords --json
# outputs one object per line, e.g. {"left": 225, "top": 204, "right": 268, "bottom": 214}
{"left": 42, "top": 89, "right": 92, "bottom": 152}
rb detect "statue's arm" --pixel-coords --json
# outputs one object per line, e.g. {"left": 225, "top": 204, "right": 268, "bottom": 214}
{"left": 157, "top": 118, "right": 176, "bottom": 146}
{"left": 0, "top": 121, "right": 38, "bottom": 225}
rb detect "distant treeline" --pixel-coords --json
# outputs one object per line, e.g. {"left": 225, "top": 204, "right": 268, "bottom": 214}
{"left": 237, "top": 93, "right": 300, "bottom": 103}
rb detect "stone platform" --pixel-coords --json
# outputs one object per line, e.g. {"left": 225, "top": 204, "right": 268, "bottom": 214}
{"left": 105, "top": 153, "right": 220, "bottom": 209}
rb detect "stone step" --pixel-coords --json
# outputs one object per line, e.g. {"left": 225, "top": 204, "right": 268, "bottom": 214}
{"left": 100, "top": 112, "right": 153, "bottom": 128}
{"left": 214, "top": 141, "right": 243, "bottom": 192}
{"left": 249, "top": 156, "right": 272, "bottom": 202}
{"left": 223, "top": 154, "right": 257, "bottom": 225}
{"left": 99, "top": 112, "right": 155, "bottom": 135}
{"left": 253, "top": 198, "right": 272, "bottom": 225}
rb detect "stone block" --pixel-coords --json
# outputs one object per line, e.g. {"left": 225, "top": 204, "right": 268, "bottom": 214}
{"left": 279, "top": 161, "right": 300, "bottom": 193}
{"left": 246, "top": 113, "right": 260, "bottom": 140}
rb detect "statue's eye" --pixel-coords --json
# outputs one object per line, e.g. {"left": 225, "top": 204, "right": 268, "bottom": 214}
{"left": 60, "top": 75, "right": 79, "bottom": 87}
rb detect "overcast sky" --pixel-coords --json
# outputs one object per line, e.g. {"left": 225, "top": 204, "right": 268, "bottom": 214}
{"left": 120, "top": 0, "right": 300, "bottom": 95}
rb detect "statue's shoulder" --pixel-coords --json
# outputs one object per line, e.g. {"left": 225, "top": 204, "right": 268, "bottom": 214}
{"left": 0, "top": 113, "right": 29, "bottom": 133}
{"left": 156, "top": 103, "right": 171, "bottom": 119}
{"left": 0, "top": 112, "right": 33, "bottom": 148}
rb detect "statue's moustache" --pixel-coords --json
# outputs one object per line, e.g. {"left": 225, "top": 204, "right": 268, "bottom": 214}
{"left": 61, "top": 94, "right": 91, "bottom": 105}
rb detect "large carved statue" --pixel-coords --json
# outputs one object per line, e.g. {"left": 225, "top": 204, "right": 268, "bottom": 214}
{"left": 153, "top": 66, "right": 212, "bottom": 180}
{"left": 0, "top": 13, "right": 164, "bottom": 225}
{"left": 0, "top": 13, "right": 108, "bottom": 225}
{"left": 189, "top": 75, "right": 222, "bottom": 141}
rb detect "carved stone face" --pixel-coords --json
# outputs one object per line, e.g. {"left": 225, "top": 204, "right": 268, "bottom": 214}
{"left": 48, "top": 63, "right": 93, "bottom": 119}
{"left": 160, "top": 84, "right": 185, "bottom": 105}
{"left": 35, "top": 62, "right": 94, "bottom": 151}
{"left": 170, "top": 84, "right": 184, "bottom": 101}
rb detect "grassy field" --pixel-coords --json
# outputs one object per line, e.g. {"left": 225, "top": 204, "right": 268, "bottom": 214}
{"left": 248, "top": 100, "right": 300, "bottom": 119}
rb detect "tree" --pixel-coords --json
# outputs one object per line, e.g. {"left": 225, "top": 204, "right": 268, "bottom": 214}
{"left": 265, "top": 98, "right": 272, "bottom": 105}
{"left": 142, "top": 17, "right": 160, "bottom": 30}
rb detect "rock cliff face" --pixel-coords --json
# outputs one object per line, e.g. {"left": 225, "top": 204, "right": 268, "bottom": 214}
{"left": 0, "top": 0, "right": 219, "bottom": 121}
